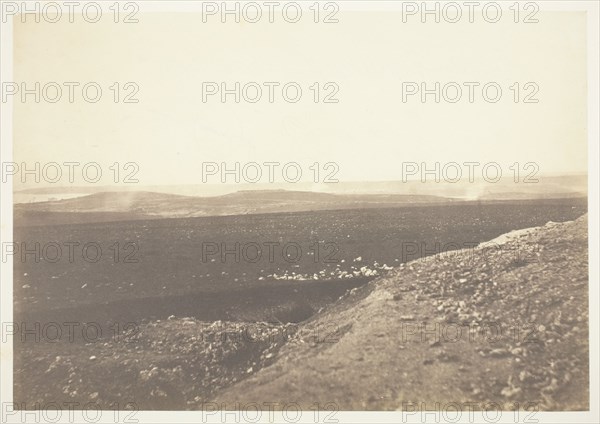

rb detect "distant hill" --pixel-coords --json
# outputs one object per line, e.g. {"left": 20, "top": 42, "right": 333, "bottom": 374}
{"left": 14, "top": 174, "right": 587, "bottom": 200}
{"left": 14, "top": 190, "right": 454, "bottom": 226}
{"left": 14, "top": 172, "right": 588, "bottom": 226}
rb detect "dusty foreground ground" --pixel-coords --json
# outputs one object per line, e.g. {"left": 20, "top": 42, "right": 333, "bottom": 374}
{"left": 215, "top": 214, "right": 589, "bottom": 411}
{"left": 16, "top": 214, "right": 589, "bottom": 410}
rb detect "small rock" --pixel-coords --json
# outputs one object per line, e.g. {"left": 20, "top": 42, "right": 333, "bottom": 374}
{"left": 542, "top": 378, "right": 559, "bottom": 394}
{"left": 488, "top": 349, "right": 509, "bottom": 358}
{"left": 501, "top": 386, "right": 522, "bottom": 398}
{"left": 519, "top": 370, "right": 533, "bottom": 382}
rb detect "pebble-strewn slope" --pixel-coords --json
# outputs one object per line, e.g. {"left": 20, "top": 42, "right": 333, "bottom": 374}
{"left": 215, "top": 215, "right": 589, "bottom": 410}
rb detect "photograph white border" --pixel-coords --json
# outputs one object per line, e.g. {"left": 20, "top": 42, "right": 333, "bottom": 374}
{"left": 0, "top": 1, "right": 598, "bottom": 423}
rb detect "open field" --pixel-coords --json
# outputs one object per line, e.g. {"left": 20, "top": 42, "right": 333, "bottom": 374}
{"left": 14, "top": 199, "right": 587, "bottom": 409}
{"left": 12, "top": 200, "right": 588, "bottom": 409}
{"left": 14, "top": 198, "right": 586, "bottom": 324}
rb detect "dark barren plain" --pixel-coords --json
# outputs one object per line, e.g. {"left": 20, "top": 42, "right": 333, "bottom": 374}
{"left": 12, "top": 190, "right": 588, "bottom": 410}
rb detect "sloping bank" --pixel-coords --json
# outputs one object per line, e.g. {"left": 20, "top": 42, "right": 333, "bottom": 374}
{"left": 213, "top": 214, "right": 589, "bottom": 411}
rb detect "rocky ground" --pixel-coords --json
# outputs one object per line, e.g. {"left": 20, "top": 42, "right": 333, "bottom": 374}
{"left": 15, "top": 214, "right": 589, "bottom": 410}
{"left": 215, "top": 214, "right": 589, "bottom": 410}
{"left": 15, "top": 319, "right": 300, "bottom": 409}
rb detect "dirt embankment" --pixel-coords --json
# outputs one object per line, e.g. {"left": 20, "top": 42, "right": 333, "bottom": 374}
{"left": 214, "top": 214, "right": 589, "bottom": 410}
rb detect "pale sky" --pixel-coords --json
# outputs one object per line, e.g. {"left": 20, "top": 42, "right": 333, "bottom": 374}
{"left": 12, "top": 6, "right": 587, "bottom": 188}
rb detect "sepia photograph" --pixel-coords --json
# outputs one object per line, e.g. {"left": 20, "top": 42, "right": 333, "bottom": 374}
{"left": 0, "top": 1, "right": 598, "bottom": 423}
